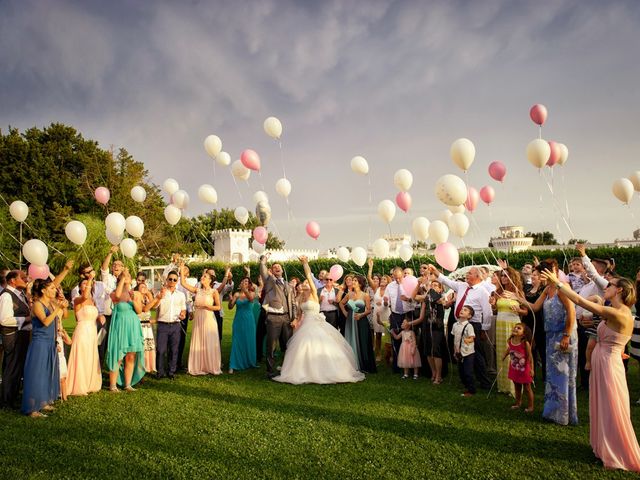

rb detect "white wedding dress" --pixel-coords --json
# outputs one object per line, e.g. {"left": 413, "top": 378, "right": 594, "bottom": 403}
{"left": 273, "top": 300, "right": 365, "bottom": 385}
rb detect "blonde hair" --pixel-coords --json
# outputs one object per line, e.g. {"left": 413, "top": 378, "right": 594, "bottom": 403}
{"left": 615, "top": 277, "right": 636, "bottom": 307}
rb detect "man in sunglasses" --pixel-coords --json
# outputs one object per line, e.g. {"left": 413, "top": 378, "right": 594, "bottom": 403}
{"left": 319, "top": 277, "right": 339, "bottom": 329}
{"left": 153, "top": 272, "right": 186, "bottom": 379}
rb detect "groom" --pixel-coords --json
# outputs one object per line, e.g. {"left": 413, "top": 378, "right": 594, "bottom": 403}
{"left": 259, "top": 254, "right": 294, "bottom": 378}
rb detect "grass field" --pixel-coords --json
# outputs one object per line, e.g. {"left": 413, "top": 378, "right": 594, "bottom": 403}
{"left": 1, "top": 309, "right": 640, "bottom": 479}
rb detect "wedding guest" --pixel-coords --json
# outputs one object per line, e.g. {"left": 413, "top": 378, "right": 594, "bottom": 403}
{"left": 502, "top": 323, "right": 534, "bottom": 412}
{"left": 211, "top": 266, "right": 234, "bottom": 342}
{"left": 319, "top": 277, "right": 339, "bottom": 330}
{"left": 335, "top": 274, "right": 354, "bottom": 335}
{"left": 523, "top": 267, "right": 546, "bottom": 380}
{"left": 340, "top": 275, "right": 376, "bottom": 373}
{"left": 56, "top": 308, "right": 71, "bottom": 401}
{"left": 392, "top": 318, "right": 421, "bottom": 379}
{"left": 452, "top": 305, "right": 476, "bottom": 397}
{"left": 153, "top": 271, "right": 187, "bottom": 379}
{"left": 371, "top": 275, "right": 390, "bottom": 363}
{"left": 228, "top": 277, "right": 257, "bottom": 373}
{"left": 411, "top": 280, "right": 445, "bottom": 384}
{"left": 386, "top": 267, "right": 413, "bottom": 373}
{"left": 100, "top": 246, "right": 124, "bottom": 367}
{"left": 132, "top": 282, "right": 156, "bottom": 373}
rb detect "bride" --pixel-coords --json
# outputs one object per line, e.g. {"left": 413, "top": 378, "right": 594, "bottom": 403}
{"left": 273, "top": 256, "right": 365, "bottom": 385}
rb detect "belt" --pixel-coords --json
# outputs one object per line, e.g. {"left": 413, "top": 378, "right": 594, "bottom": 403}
{"left": 0, "top": 326, "right": 18, "bottom": 335}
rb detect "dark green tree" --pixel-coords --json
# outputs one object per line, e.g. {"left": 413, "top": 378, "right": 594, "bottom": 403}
{"left": 525, "top": 231, "right": 558, "bottom": 246}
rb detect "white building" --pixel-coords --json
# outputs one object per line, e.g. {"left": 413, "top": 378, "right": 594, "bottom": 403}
{"left": 367, "top": 233, "right": 413, "bottom": 258}
{"left": 489, "top": 226, "right": 534, "bottom": 253}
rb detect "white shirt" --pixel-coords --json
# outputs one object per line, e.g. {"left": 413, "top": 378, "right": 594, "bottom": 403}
{"left": 481, "top": 278, "right": 497, "bottom": 294}
{"left": 157, "top": 289, "right": 187, "bottom": 323}
{"left": 576, "top": 255, "right": 608, "bottom": 319}
{"left": 319, "top": 287, "right": 337, "bottom": 312}
{"left": 452, "top": 320, "right": 475, "bottom": 357}
{"left": 71, "top": 281, "right": 109, "bottom": 315}
{"left": 101, "top": 269, "right": 118, "bottom": 315}
{"left": 386, "top": 281, "right": 413, "bottom": 314}
{"left": 0, "top": 286, "right": 31, "bottom": 330}
{"left": 438, "top": 274, "right": 493, "bottom": 331}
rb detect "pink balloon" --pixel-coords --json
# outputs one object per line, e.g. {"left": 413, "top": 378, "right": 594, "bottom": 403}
{"left": 488, "top": 161, "right": 507, "bottom": 182}
{"left": 434, "top": 242, "right": 459, "bottom": 271}
{"left": 94, "top": 187, "right": 110, "bottom": 205}
{"left": 329, "top": 264, "right": 344, "bottom": 281}
{"left": 401, "top": 275, "right": 418, "bottom": 296}
{"left": 465, "top": 186, "right": 479, "bottom": 213}
{"left": 306, "top": 221, "right": 320, "bottom": 240}
{"left": 28, "top": 263, "right": 50, "bottom": 280}
{"left": 479, "top": 186, "right": 495, "bottom": 205}
{"left": 240, "top": 149, "right": 261, "bottom": 171}
{"left": 253, "top": 226, "right": 268, "bottom": 244}
{"left": 547, "top": 140, "right": 560, "bottom": 167}
{"left": 530, "top": 104, "right": 548, "bottom": 126}
{"left": 395, "top": 191, "right": 412, "bottom": 213}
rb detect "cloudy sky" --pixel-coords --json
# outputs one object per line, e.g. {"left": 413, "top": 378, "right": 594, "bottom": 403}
{"left": 2, "top": 0, "right": 639, "bottom": 252}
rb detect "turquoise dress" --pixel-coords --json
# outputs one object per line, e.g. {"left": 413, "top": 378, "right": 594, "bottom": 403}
{"left": 106, "top": 301, "right": 145, "bottom": 387}
{"left": 345, "top": 299, "right": 377, "bottom": 374}
{"left": 229, "top": 298, "right": 257, "bottom": 371}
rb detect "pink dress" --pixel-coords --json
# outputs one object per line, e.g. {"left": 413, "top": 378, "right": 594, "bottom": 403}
{"left": 66, "top": 305, "right": 102, "bottom": 395}
{"left": 397, "top": 330, "right": 422, "bottom": 369}
{"left": 507, "top": 339, "right": 533, "bottom": 384}
{"left": 188, "top": 289, "right": 222, "bottom": 375}
{"left": 590, "top": 322, "right": 640, "bottom": 472}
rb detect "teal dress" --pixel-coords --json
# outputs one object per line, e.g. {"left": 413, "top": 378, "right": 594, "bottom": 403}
{"left": 229, "top": 298, "right": 257, "bottom": 371}
{"left": 345, "top": 299, "right": 377, "bottom": 374}
{"left": 106, "top": 301, "right": 145, "bottom": 387}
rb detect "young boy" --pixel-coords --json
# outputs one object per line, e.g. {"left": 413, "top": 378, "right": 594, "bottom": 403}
{"left": 452, "top": 305, "right": 476, "bottom": 396}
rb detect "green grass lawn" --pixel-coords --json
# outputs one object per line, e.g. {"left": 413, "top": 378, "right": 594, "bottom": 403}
{"left": 2, "top": 309, "right": 640, "bottom": 479}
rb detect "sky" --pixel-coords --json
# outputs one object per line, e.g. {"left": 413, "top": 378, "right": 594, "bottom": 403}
{"left": 1, "top": 0, "right": 640, "bottom": 253}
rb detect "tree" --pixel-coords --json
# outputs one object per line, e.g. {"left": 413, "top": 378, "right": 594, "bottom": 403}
{"left": 525, "top": 231, "right": 558, "bottom": 246}
{"left": 567, "top": 238, "right": 588, "bottom": 245}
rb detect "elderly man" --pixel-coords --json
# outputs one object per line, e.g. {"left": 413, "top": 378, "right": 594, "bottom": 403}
{"left": 428, "top": 264, "right": 493, "bottom": 389}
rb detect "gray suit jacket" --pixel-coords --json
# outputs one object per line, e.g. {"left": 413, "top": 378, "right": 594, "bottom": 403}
{"left": 259, "top": 261, "right": 295, "bottom": 321}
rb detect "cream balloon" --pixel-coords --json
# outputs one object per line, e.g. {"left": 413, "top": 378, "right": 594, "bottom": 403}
{"left": 22, "top": 239, "right": 48, "bottom": 266}
{"left": 412, "top": 217, "right": 430, "bottom": 241}
{"left": 435, "top": 174, "right": 468, "bottom": 207}
{"left": 9, "top": 200, "right": 28, "bottom": 222}
{"left": 216, "top": 151, "right": 231, "bottom": 167}
{"left": 231, "top": 160, "right": 251, "bottom": 181}
{"left": 557, "top": 143, "right": 569, "bottom": 166}
{"left": 263, "top": 117, "right": 283, "bottom": 139}
{"left": 120, "top": 238, "right": 137, "bottom": 259}
{"left": 371, "top": 238, "right": 390, "bottom": 258}
{"left": 105, "top": 228, "right": 123, "bottom": 246}
{"left": 234, "top": 206, "right": 249, "bottom": 225}
{"left": 439, "top": 209, "right": 453, "bottom": 224}
{"left": 429, "top": 220, "right": 449, "bottom": 245}
{"left": 130, "top": 185, "right": 146, "bottom": 203}
{"left": 198, "top": 184, "right": 218, "bottom": 204}
{"left": 377, "top": 200, "right": 396, "bottom": 224}
{"left": 350, "top": 247, "right": 367, "bottom": 267}
{"left": 350, "top": 156, "right": 369, "bottom": 175}
{"left": 65, "top": 220, "right": 87, "bottom": 246}
{"left": 336, "top": 247, "right": 350, "bottom": 263}
{"left": 164, "top": 205, "right": 182, "bottom": 226}
{"left": 163, "top": 178, "right": 179, "bottom": 195}
{"left": 252, "top": 240, "right": 266, "bottom": 254}
{"left": 253, "top": 191, "right": 269, "bottom": 204}
{"left": 448, "top": 213, "right": 470, "bottom": 237}
{"left": 629, "top": 171, "right": 640, "bottom": 192}
{"left": 526, "top": 139, "right": 551, "bottom": 169}
{"left": 448, "top": 204, "right": 465, "bottom": 214}
{"left": 275, "top": 178, "right": 292, "bottom": 198}
{"left": 105, "top": 212, "right": 126, "bottom": 236}
{"left": 172, "top": 190, "right": 190, "bottom": 210}
{"left": 125, "top": 215, "right": 144, "bottom": 238}
{"left": 393, "top": 169, "right": 413, "bottom": 192}
{"left": 450, "top": 138, "right": 476, "bottom": 172}
{"left": 204, "top": 135, "right": 222, "bottom": 158}
{"left": 398, "top": 244, "right": 413, "bottom": 262}
{"left": 612, "top": 178, "right": 634, "bottom": 205}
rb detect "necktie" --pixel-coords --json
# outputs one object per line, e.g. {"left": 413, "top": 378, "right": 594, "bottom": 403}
{"left": 454, "top": 286, "right": 471, "bottom": 319}
{"left": 395, "top": 282, "right": 404, "bottom": 314}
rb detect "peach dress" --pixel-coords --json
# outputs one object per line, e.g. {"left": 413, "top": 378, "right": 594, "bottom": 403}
{"left": 590, "top": 322, "right": 640, "bottom": 471}
{"left": 188, "top": 289, "right": 221, "bottom": 375}
{"left": 66, "top": 305, "right": 102, "bottom": 395}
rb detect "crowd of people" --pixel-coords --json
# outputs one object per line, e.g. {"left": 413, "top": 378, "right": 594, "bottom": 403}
{"left": 0, "top": 244, "right": 639, "bottom": 472}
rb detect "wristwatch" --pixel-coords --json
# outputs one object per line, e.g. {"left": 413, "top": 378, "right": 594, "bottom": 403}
{"left": 556, "top": 282, "right": 564, "bottom": 289}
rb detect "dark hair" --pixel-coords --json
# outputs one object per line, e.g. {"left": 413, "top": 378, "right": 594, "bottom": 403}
{"left": 461, "top": 305, "right": 475, "bottom": 318}
{"left": 239, "top": 276, "right": 254, "bottom": 291}
{"left": 512, "top": 322, "right": 533, "bottom": 345}
{"left": 5, "top": 270, "right": 21, "bottom": 284}
{"left": 136, "top": 271, "right": 147, "bottom": 280}
{"left": 167, "top": 270, "right": 179, "bottom": 278}
{"left": 535, "top": 261, "right": 553, "bottom": 274}
{"left": 354, "top": 275, "right": 367, "bottom": 291}
{"left": 32, "top": 278, "right": 53, "bottom": 298}
{"left": 78, "top": 263, "right": 92, "bottom": 275}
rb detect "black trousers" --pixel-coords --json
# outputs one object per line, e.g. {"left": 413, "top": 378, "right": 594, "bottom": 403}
{"left": 459, "top": 353, "right": 476, "bottom": 393}
{"left": 1, "top": 329, "right": 29, "bottom": 408}
{"left": 97, "top": 314, "right": 111, "bottom": 370}
{"left": 471, "top": 322, "right": 492, "bottom": 389}
{"left": 156, "top": 323, "right": 181, "bottom": 377}
{"left": 255, "top": 309, "right": 267, "bottom": 362}
{"left": 577, "top": 324, "right": 589, "bottom": 389}
{"left": 266, "top": 313, "right": 291, "bottom": 374}
{"left": 390, "top": 312, "right": 404, "bottom": 373}
{"left": 177, "top": 317, "right": 189, "bottom": 370}
{"left": 215, "top": 311, "right": 223, "bottom": 342}
{"left": 322, "top": 310, "right": 338, "bottom": 329}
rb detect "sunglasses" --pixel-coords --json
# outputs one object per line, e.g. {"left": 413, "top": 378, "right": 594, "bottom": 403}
{"left": 167, "top": 278, "right": 178, "bottom": 283}
{"left": 606, "top": 282, "right": 618, "bottom": 289}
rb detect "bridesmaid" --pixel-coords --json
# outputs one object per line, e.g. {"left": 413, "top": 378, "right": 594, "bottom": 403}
{"left": 228, "top": 276, "right": 257, "bottom": 373}
{"left": 67, "top": 275, "right": 103, "bottom": 396}
{"left": 340, "top": 275, "right": 376, "bottom": 373}
{"left": 179, "top": 264, "right": 222, "bottom": 375}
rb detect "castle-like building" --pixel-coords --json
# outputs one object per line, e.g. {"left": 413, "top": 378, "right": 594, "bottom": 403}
{"left": 209, "top": 229, "right": 318, "bottom": 263}
{"left": 489, "top": 226, "right": 534, "bottom": 253}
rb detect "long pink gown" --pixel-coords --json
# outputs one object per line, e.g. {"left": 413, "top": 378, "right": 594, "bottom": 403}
{"left": 590, "top": 322, "right": 640, "bottom": 471}
{"left": 188, "top": 289, "right": 221, "bottom": 375}
{"left": 66, "top": 305, "right": 102, "bottom": 395}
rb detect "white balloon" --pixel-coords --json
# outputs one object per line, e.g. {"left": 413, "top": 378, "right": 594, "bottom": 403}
{"left": 65, "top": 220, "right": 87, "bottom": 246}
{"left": 450, "top": 138, "right": 476, "bottom": 172}
{"left": 125, "top": 215, "right": 144, "bottom": 238}
{"left": 120, "top": 238, "right": 137, "bottom": 259}
{"left": 216, "top": 151, "right": 231, "bottom": 167}
{"left": 22, "top": 239, "right": 48, "bottom": 266}
{"left": 448, "top": 213, "right": 470, "bottom": 237}
{"left": 435, "top": 174, "right": 468, "bottom": 206}
{"left": 204, "top": 135, "right": 222, "bottom": 158}
{"left": 351, "top": 247, "right": 367, "bottom": 267}
{"left": 557, "top": 143, "right": 569, "bottom": 166}
{"left": 130, "top": 185, "right": 146, "bottom": 203}
{"left": 263, "top": 117, "right": 283, "bottom": 139}
{"left": 172, "top": 190, "right": 190, "bottom": 210}
{"left": 164, "top": 205, "right": 182, "bottom": 226}
{"left": 163, "top": 178, "right": 179, "bottom": 195}
{"left": 439, "top": 209, "right": 453, "bottom": 224}
{"left": 371, "top": 238, "right": 390, "bottom": 258}
{"left": 252, "top": 240, "right": 266, "bottom": 254}
{"left": 393, "top": 169, "right": 413, "bottom": 192}
{"left": 412, "top": 217, "right": 430, "bottom": 241}
{"left": 275, "top": 178, "right": 292, "bottom": 198}
{"left": 377, "top": 199, "right": 396, "bottom": 224}
{"left": 429, "top": 220, "right": 449, "bottom": 245}
{"left": 350, "top": 156, "right": 369, "bottom": 175}
{"left": 448, "top": 204, "right": 465, "bottom": 214}
{"left": 253, "top": 191, "right": 269, "bottom": 204}
{"left": 198, "top": 184, "right": 218, "bottom": 204}
{"left": 105, "top": 212, "right": 126, "bottom": 236}
{"left": 398, "top": 244, "right": 413, "bottom": 262}
{"left": 526, "top": 139, "right": 551, "bottom": 169}
{"left": 231, "top": 160, "right": 251, "bottom": 181}
{"left": 105, "top": 228, "right": 123, "bottom": 246}
{"left": 234, "top": 206, "right": 249, "bottom": 225}
{"left": 9, "top": 200, "right": 28, "bottom": 222}
{"left": 612, "top": 178, "right": 634, "bottom": 205}
{"left": 629, "top": 171, "right": 640, "bottom": 192}
{"left": 336, "top": 247, "right": 350, "bottom": 263}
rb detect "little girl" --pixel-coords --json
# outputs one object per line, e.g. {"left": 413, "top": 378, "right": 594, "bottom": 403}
{"left": 502, "top": 323, "right": 534, "bottom": 412}
{"left": 391, "top": 318, "right": 421, "bottom": 379}
{"left": 57, "top": 320, "right": 72, "bottom": 401}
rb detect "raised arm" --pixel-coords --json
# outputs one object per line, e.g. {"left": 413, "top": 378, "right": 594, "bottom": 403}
{"left": 53, "top": 259, "right": 74, "bottom": 287}
{"left": 366, "top": 258, "right": 376, "bottom": 289}
{"left": 576, "top": 244, "right": 608, "bottom": 291}
{"left": 101, "top": 246, "right": 118, "bottom": 277}
{"left": 178, "top": 263, "right": 197, "bottom": 294}
{"left": 299, "top": 256, "right": 318, "bottom": 303}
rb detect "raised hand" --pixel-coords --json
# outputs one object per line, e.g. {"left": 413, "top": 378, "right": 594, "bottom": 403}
{"left": 576, "top": 243, "right": 586, "bottom": 257}
{"left": 497, "top": 258, "right": 508, "bottom": 270}
{"left": 540, "top": 268, "right": 559, "bottom": 286}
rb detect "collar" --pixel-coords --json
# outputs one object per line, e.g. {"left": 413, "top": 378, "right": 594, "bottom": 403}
{"left": 6, "top": 286, "right": 24, "bottom": 296}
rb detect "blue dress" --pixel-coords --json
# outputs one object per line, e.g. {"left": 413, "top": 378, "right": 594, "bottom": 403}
{"left": 106, "top": 301, "right": 145, "bottom": 387}
{"left": 21, "top": 303, "right": 60, "bottom": 414}
{"left": 543, "top": 293, "right": 578, "bottom": 425}
{"left": 229, "top": 298, "right": 257, "bottom": 371}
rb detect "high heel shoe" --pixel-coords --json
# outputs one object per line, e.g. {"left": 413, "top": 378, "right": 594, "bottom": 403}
{"left": 124, "top": 385, "right": 136, "bottom": 392}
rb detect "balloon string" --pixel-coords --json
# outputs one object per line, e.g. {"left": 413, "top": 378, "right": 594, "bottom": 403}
{"left": 0, "top": 221, "right": 22, "bottom": 245}
{"left": 19, "top": 223, "right": 23, "bottom": 267}
{"left": 541, "top": 168, "right": 576, "bottom": 239}
{"left": 559, "top": 167, "right": 573, "bottom": 232}
{"left": 80, "top": 245, "right": 92, "bottom": 267}
{"left": 278, "top": 140, "right": 287, "bottom": 179}
{"left": 0, "top": 249, "right": 21, "bottom": 266}
{"left": 230, "top": 171, "right": 244, "bottom": 202}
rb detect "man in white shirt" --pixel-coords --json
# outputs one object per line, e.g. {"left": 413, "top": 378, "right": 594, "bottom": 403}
{"left": 319, "top": 277, "right": 339, "bottom": 329}
{"left": 100, "top": 245, "right": 124, "bottom": 367}
{"left": 154, "top": 271, "right": 187, "bottom": 379}
{"left": 386, "top": 267, "right": 413, "bottom": 373}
